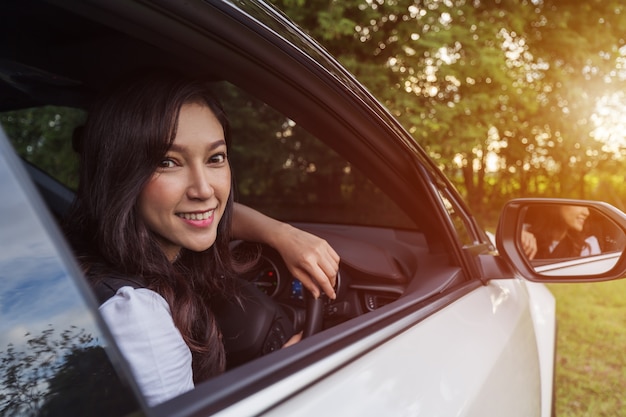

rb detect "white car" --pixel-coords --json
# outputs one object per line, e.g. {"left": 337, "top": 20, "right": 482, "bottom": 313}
{"left": 2, "top": 1, "right": 626, "bottom": 416}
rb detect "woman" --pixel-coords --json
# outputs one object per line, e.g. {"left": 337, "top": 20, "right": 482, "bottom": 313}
{"left": 65, "top": 72, "right": 338, "bottom": 406}
{"left": 521, "top": 205, "right": 600, "bottom": 260}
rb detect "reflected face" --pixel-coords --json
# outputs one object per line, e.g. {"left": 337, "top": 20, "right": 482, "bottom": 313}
{"left": 560, "top": 205, "right": 590, "bottom": 232}
{"left": 137, "top": 103, "right": 231, "bottom": 261}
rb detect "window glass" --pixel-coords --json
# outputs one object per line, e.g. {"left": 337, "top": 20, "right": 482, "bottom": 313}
{"left": 0, "top": 136, "right": 142, "bottom": 417}
{"left": 214, "top": 82, "right": 416, "bottom": 229}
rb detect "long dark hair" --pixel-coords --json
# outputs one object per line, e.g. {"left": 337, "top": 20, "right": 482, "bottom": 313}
{"left": 528, "top": 206, "right": 590, "bottom": 259}
{"left": 66, "top": 71, "right": 237, "bottom": 382}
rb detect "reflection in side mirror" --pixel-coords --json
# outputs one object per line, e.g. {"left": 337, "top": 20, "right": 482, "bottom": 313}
{"left": 497, "top": 199, "right": 626, "bottom": 282}
{"left": 522, "top": 204, "right": 626, "bottom": 275}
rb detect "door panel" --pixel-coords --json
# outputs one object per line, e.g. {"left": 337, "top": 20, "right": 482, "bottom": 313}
{"left": 258, "top": 280, "right": 541, "bottom": 417}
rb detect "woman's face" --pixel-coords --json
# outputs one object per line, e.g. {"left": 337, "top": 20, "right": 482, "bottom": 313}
{"left": 137, "top": 102, "right": 231, "bottom": 261}
{"left": 560, "top": 205, "right": 590, "bottom": 232}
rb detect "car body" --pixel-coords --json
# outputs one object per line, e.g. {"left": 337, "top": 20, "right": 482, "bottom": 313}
{"left": 3, "top": 1, "right": 626, "bottom": 416}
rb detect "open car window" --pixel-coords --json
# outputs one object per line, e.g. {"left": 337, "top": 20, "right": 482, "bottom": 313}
{"left": 1, "top": 86, "right": 418, "bottom": 232}
{"left": 216, "top": 82, "right": 417, "bottom": 229}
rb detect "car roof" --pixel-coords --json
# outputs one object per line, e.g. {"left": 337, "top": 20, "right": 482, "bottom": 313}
{"left": 1, "top": 0, "right": 360, "bottom": 110}
{"left": 1, "top": 0, "right": 200, "bottom": 110}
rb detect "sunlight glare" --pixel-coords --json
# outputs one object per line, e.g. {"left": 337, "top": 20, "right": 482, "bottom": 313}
{"left": 591, "top": 92, "right": 626, "bottom": 155}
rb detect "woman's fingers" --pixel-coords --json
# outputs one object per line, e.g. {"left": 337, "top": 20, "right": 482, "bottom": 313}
{"left": 521, "top": 230, "right": 537, "bottom": 260}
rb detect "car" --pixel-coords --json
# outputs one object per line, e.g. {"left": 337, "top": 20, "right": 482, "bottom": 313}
{"left": 2, "top": 1, "right": 626, "bottom": 416}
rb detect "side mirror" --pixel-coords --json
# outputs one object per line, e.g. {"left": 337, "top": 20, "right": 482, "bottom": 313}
{"left": 496, "top": 198, "right": 626, "bottom": 282}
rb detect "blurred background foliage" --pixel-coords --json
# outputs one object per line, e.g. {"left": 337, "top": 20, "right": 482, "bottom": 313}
{"left": 2, "top": 0, "right": 626, "bottom": 230}
{"left": 271, "top": 0, "right": 626, "bottom": 227}
{"left": 1, "top": 107, "right": 84, "bottom": 189}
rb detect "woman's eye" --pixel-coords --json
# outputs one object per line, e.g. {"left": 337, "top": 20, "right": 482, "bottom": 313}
{"left": 209, "top": 153, "right": 227, "bottom": 164}
{"left": 158, "top": 158, "right": 177, "bottom": 168}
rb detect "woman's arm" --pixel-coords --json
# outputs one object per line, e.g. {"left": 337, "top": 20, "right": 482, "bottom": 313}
{"left": 232, "top": 203, "right": 339, "bottom": 299}
{"left": 520, "top": 230, "right": 537, "bottom": 260}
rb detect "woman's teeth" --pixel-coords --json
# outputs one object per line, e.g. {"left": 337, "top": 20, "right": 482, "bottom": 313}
{"left": 178, "top": 211, "right": 212, "bottom": 220}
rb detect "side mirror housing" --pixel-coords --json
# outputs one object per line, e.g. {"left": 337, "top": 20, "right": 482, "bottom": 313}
{"left": 496, "top": 198, "right": 626, "bottom": 282}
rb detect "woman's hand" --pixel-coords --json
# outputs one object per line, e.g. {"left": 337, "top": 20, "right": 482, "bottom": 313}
{"left": 232, "top": 203, "right": 340, "bottom": 299}
{"left": 283, "top": 331, "right": 303, "bottom": 347}
{"left": 272, "top": 222, "right": 339, "bottom": 299}
{"left": 520, "top": 230, "right": 537, "bottom": 260}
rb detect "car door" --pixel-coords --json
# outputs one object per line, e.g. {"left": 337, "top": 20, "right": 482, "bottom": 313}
{"left": 261, "top": 280, "right": 544, "bottom": 417}
{"left": 153, "top": 81, "right": 549, "bottom": 416}
{"left": 0, "top": 86, "right": 550, "bottom": 417}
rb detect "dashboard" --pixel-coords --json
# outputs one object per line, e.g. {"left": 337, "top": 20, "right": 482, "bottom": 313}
{"left": 231, "top": 223, "right": 439, "bottom": 330}
{"left": 232, "top": 242, "right": 312, "bottom": 304}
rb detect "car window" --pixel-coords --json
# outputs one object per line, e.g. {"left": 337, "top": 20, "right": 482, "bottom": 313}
{"left": 1, "top": 86, "right": 417, "bottom": 231}
{"left": 0, "top": 106, "right": 84, "bottom": 189}
{"left": 437, "top": 187, "right": 476, "bottom": 247}
{"left": 214, "top": 82, "right": 417, "bottom": 229}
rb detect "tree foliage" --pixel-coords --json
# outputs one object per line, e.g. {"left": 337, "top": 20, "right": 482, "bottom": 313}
{"left": 1, "top": 107, "right": 85, "bottom": 189}
{"left": 271, "top": 0, "right": 626, "bottom": 224}
{"left": 3, "top": 2, "right": 626, "bottom": 226}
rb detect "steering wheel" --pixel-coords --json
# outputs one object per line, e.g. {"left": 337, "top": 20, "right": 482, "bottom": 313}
{"left": 302, "top": 291, "right": 324, "bottom": 338}
{"left": 215, "top": 279, "right": 325, "bottom": 368}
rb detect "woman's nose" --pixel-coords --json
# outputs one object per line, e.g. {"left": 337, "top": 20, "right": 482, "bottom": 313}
{"left": 187, "top": 166, "right": 214, "bottom": 199}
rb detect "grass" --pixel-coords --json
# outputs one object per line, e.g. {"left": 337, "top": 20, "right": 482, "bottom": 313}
{"left": 546, "top": 280, "right": 626, "bottom": 416}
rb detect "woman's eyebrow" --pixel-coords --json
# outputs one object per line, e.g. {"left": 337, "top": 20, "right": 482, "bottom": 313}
{"left": 168, "top": 139, "right": 227, "bottom": 152}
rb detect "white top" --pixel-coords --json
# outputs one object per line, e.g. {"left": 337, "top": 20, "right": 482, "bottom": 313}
{"left": 99, "top": 286, "right": 194, "bottom": 406}
{"left": 548, "top": 235, "right": 601, "bottom": 257}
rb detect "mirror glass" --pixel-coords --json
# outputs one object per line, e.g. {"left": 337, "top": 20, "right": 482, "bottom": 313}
{"left": 519, "top": 204, "right": 626, "bottom": 276}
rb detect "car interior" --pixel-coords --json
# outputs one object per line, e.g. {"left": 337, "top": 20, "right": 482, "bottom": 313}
{"left": 1, "top": 0, "right": 472, "bottom": 373}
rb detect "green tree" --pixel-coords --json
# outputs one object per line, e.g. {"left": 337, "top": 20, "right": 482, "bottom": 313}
{"left": 271, "top": 0, "right": 626, "bottom": 224}
{"left": 1, "top": 106, "right": 85, "bottom": 189}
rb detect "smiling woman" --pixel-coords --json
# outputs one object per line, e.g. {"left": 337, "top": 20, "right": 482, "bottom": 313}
{"left": 137, "top": 103, "right": 231, "bottom": 261}
{"left": 522, "top": 204, "right": 601, "bottom": 260}
{"left": 64, "top": 73, "right": 241, "bottom": 405}
{"left": 61, "top": 71, "right": 337, "bottom": 406}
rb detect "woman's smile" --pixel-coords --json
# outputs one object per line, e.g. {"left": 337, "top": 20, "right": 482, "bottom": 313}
{"left": 176, "top": 210, "right": 215, "bottom": 226}
{"left": 560, "top": 205, "right": 590, "bottom": 233}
